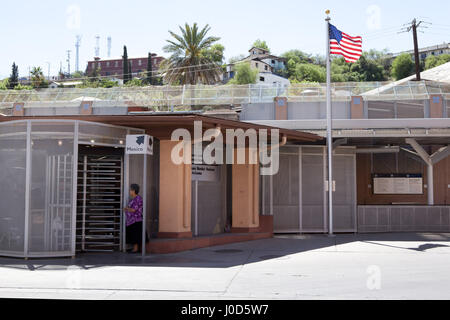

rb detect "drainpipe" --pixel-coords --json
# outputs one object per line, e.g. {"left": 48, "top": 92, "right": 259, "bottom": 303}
{"left": 266, "top": 134, "right": 288, "bottom": 151}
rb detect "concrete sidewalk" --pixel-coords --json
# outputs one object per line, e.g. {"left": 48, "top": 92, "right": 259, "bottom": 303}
{"left": 0, "top": 233, "right": 449, "bottom": 300}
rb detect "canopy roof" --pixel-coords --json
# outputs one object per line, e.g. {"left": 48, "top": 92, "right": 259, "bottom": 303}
{"left": 0, "top": 113, "right": 321, "bottom": 142}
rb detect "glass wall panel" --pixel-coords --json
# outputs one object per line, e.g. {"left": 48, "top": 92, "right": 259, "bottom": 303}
{"left": 0, "top": 122, "right": 27, "bottom": 255}
{"left": 28, "top": 122, "right": 74, "bottom": 254}
{"left": 79, "top": 122, "right": 128, "bottom": 146}
{"left": 397, "top": 100, "right": 425, "bottom": 118}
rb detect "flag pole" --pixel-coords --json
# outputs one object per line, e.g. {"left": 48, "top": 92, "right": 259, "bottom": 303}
{"left": 325, "top": 10, "right": 334, "bottom": 236}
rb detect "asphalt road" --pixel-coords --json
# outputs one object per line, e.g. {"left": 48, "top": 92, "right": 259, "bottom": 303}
{"left": 0, "top": 233, "right": 449, "bottom": 300}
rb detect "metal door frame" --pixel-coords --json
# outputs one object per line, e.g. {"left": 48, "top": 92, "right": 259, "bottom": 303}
{"left": 331, "top": 150, "right": 357, "bottom": 233}
{"left": 271, "top": 145, "right": 357, "bottom": 234}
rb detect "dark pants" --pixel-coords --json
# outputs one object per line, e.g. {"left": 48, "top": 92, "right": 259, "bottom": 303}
{"left": 126, "top": 222, "right": 149, "bottom": 246}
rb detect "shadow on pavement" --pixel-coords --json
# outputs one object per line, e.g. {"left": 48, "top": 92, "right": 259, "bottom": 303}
{"left": 0, "top": 233, "right": 449, "bottom": 271}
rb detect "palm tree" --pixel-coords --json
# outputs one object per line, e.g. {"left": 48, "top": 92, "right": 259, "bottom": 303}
{"left": 162, "top": 23, "right": 222, "bottom": 85}
{"left": 30, "top": 66, "right": 45, "bottom": 88}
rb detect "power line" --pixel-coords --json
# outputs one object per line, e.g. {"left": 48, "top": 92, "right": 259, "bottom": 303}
{"left": 363, "top": 25, "right": 405, "bottom": 37}
{"left": 365, "top": 31, "right": 404, "bottom": 41}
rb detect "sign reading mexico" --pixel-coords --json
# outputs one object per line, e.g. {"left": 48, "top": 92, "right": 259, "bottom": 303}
{"left": 126, "top": 134, "right": 154, "bottom": 155}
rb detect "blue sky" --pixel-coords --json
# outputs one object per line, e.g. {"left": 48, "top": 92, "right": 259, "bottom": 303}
{"left": 0, "top": 0, "right": 449, "bottom": 78}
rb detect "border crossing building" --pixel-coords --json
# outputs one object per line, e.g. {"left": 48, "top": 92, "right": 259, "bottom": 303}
{"left": 0, "top": 63, "right": 449, "bottom": 259}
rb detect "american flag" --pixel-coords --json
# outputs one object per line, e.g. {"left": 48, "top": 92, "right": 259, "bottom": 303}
{"left": 329, "top": 24, "right": 362, "bottom": 63}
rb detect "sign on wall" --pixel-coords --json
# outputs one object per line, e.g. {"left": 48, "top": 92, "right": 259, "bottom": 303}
{"left": 373, "top": 174, "right": 423, "bottom": 195}
{"left": 192, "top": 165, "right": 220, "bottom": 182}
{"left": 125, "top": 135, "right": 153, "bottom": 155}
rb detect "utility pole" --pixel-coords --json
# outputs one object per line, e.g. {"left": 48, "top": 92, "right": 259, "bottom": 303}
{"left": 75, "top": 35, "right": 82, "bottom": 72}
{"left": 66, "top": 50, "right": 72, "bottom": 77}
{"left": 400, "top": 18, "right": 430, "bottom": 81}
{"left": 411, "top": 19, "right": 421, "bottom": 81}
{"left": 107, "top": 36, "right": 112, "bottom": 58}
{"left": 95, "top": 35, "right": 100, "bottom": 58}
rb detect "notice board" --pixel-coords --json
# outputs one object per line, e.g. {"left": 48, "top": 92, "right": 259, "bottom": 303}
{"left": 373, "top": 174, "right": 423, "bottom": 195}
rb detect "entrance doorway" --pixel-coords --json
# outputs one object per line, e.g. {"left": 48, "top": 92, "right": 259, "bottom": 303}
{"left": 191, "top": 164, "right": 227, "bottom": 236}
{"left": 271, "top": 146, "right": 357, "bottom": 234}
{"left": 76, "top": 147, "right": 124, "bottom": 253}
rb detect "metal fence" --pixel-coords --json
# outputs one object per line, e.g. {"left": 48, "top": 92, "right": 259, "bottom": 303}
{"left": 0, "top": 81, "right": 449, "bottom": 111}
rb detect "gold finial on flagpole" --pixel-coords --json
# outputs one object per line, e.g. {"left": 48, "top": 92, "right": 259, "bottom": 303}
{"left": 325, "top": 9, "right": 331, "bottom": 21}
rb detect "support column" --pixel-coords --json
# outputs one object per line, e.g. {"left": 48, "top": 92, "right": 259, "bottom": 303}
{"left": 274, "top": 97, "right": 288, "bottom": 120}
{"left": 406, "top": 138, "right": 441, "bottom": 206}
{"left": 158, "top": 140, "right": 192, "bottom": 238}
{"left": 351, "top": 96, "right": 364, "bottom": 119}
{"left": 427, "top": 163, "right": 434, "bottom": 206}
{"left": 12, "top": 103, "right": 25, "bottom": 116}
{"left": 231, "top": 148, "right": 260, "bottom": 233}
{"left": 430, "top": 94, "right": 443, "bottom": 118}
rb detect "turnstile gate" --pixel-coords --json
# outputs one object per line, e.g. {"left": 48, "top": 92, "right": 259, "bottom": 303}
{"left": 76, "top": 155, "right": 123, "bottom": 252}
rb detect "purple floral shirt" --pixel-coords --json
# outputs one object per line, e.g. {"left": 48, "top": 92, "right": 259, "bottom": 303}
{"left": 126, "top": 195, "right": 143, "bottom": 226}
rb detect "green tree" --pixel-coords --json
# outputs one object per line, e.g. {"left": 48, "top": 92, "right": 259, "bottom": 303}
{"left": 71, "top": 71, "right": 85, "bottom": 79}
{"left": 282, "top": 50, "right": 313, "bottom": 78}
{"left": 162, "top": 23, "right": 222, "bottom": 85}
{"left": 123, "top": 46, "right": 130, "bottom": 83}
{"left": 8, "top": 62, "right": 19, "bottom": 89}
{"left": 30, "top": 66, "right": 46, "bottom": 88}
{"left": 228, "top": 55, "right": 246, "bottom": 64}
{"left": 364, "top": 49, "right": 391, "bottom": 79}
{"left": 77, "top": 78, "right": 119, "bottom": 88}
{"left": 125, "top": 78, "right": 144, "bottom": 87}
{"left": 202, "top": 43, "right": 225, "bottom": 65}
{"left": 228, "top": 62, "right": 258, "bottom": 84}
{"left": 13, "top": 83, "right": 33, "bottom": 90}
{"left": 348, "top": 55, "right": 386, "bottom": 82}
{"left": 331, "top": 58, "right": 352, "bottom": 82}
{"left": 146, "top": 52, "right": 153, "bottom": 85}
{"left": 129, "top": 61, "right": 132, "bottom": 80}
{"left": 252, "top": 39, "right": 270, "bottom": 52}
{"left": 425, "top": 54, "right": 450, "bottom": 70}
{"left": 391, "top": 53, "right": 414, "bottom": 80}
{"left": 0, "top": 79, "right": 9, "bottom": 90}
{"left": 290, "top": 64, "right": 326, "bottom": 83}
{"left": 88, "top": 65, "right": 101, "bottom": 82}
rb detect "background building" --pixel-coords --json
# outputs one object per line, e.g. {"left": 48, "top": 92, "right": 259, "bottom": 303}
{"left": 86, "top": 54, "right": 165, "bottom": 79}
{"left": 391, "top": 42, "right": 450, "bottom": 60}
{"left": 224, "top": 47, "right": 289, "bottom": 86}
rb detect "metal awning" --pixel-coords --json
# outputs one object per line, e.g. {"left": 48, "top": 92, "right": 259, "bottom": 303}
{"left": 0, "top": 114, "right": 321, "bottom": 143}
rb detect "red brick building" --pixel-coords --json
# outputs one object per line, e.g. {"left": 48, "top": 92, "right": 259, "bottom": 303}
{"left": 86, "top": 54, "right": 165, "bottom": 79}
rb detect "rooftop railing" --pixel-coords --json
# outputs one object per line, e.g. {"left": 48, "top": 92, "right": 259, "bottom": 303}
{"left": 0, "top": 81, "right": 449, "bottom": 111}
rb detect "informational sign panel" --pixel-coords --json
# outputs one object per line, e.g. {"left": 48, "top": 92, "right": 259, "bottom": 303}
{"left": 192, "top": 165, "right": 220, "bottom": 182}
{"left": 125, "top": 135, "right": 153, "bottom": 155}
{"left": 373, "top": 174, "right": 423, "bottom": 195}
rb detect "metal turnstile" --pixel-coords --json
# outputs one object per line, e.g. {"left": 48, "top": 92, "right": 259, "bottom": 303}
{"left": 76, "top": 155, "right": 123, "bottom": 252}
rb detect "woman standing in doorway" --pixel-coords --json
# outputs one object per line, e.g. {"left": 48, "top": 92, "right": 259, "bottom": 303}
{"left": 124, "top": 184, "right": 148, "bottom": 253}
